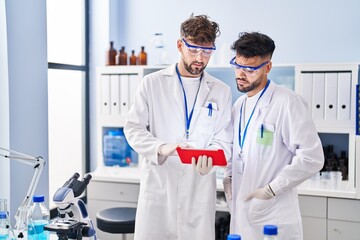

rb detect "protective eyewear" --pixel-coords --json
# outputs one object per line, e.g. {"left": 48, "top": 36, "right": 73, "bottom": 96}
{"left": 181, "top": 38, "right": 216, "bottom": 57}
{"left": 230, "top": 57, "right": 269, "bottom": 76}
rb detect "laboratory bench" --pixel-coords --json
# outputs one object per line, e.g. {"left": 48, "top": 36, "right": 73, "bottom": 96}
{"left": 87, "top": 167, "right": 360, "bottom": 240}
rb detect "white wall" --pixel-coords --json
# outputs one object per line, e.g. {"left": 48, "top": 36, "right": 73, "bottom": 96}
{"left": 0, "top": 0, "right": 10, "bottom": 203}
{"left": 4, "top": 0, "right": 49, "bottom": 223}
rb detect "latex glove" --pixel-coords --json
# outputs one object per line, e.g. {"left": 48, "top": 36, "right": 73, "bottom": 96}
{"left": 245, "top": 185, "right": 275, "bottom": 201}
{"left": 158, "top": 143, "right": 193, "bottom": 157}
{"left": 192, "top": 155, "right": 213, "bottom": 176}
{"left": 223, "top": 176, "right": 232, "bottom": 201}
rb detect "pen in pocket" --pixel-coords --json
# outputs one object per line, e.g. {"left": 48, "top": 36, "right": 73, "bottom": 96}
{"left": 207, "top": 103, "right": 213, "bottom": 116}
{"left": 261, "top": 124, "right": 264, "bottom": 138}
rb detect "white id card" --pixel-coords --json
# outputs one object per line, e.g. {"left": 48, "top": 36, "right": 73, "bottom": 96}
{"left": 236, "top": 153, "right": 244, "bottom": 174}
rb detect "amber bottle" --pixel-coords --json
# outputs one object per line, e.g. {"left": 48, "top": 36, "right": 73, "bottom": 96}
{"left": 106, "top": 41, "right": 117, "bottom": 66}
{"left": 138, "top": 46, "right": 147, "bottom": 65}
{"left": 119, "top": 46, "right": 128, "bottom": 65}
{"left": 129, "top": 50, "right": 137, "bottom": 65}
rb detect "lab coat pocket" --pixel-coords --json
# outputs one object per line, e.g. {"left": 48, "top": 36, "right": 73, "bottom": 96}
{"left": 255, "top": 123, "right": 276, "bottom": 161}
{"left": 196, "top": 106, "right": 218, "bottom": 148}
{"left": 248, "top": 198, "right": 276, "bottom": 225}
{"left": 140, "top": 163, "right": 166, "bottom": 201}
{"left": 256, "top": 123, "right": 275, "bottom": 146}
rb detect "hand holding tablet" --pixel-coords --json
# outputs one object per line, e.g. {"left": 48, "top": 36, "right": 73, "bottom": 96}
{"left": 176, "top": 147, "right": 227, "bottom": 166}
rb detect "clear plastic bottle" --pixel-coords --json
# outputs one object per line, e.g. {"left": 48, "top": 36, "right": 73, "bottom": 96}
{"left": 263, "top": 225, "right": 278, "bottom": 240}
{"left": 28, "top": 195, "right": 50, "bottom": 240}
{"left": 227, "top": 234, "right": 241, "bottom": 240}
{"left": 0, "top": 212, "right": 9, "bottom": 240}
{"left": 103, "top": 130, "right": 130, "bottom": 167}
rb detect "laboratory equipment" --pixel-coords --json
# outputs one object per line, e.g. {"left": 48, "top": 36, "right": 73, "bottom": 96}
{"left": 103, "top": 129, "right": 131, "bottom": 167}
{"left": 263, "top": 225, "right": 278, "bottom": 240}
{"left": 44, "top": 173, "right": 96, "bottom": 240}
{"left": 0, "top": 147, "right": 46, "bottom": 239}
{"left": 129, "top": 50, "right": 137, "bottom": 65}
{"left": 227, "top": 234, "right": 241, "bottom": 240}
{"left": 138, "top": 46, "right": 147, "bottom": 65}
{"left": 106, "top": 41, "right": 116, "bottom": 66}
{"left": 0, "top": 211, "right": 10, "bottom": 240}
{"left": 28, "top": 195, "right": 50, "bottom": 240}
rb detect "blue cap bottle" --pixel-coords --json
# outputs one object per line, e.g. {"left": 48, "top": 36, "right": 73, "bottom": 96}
{"left": 227, "top": 234, "right": 241, "bottom": 240}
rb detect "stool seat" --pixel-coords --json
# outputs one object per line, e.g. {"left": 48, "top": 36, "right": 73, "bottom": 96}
{"left": 96, "top": 207, "right": 136, "bottom": 234}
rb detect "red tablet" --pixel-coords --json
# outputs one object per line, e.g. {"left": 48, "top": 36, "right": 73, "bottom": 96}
{"left": 176, "top": 147, "right": 227, "bottom": 166}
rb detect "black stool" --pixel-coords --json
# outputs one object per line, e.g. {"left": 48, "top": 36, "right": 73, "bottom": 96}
{"left": 96, "top": 207, "right": 136, "bottom": 240}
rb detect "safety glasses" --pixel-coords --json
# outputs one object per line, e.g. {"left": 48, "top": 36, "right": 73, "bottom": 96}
{"left": 181, "top": 38, "right": 216, "bottom": 57}
{"left": 230, "top": 57, "right": 269, "bottom": 76}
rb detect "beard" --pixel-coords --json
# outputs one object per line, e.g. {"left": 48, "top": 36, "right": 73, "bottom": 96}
{"left": 236, "top": 75, "right": 263, "bottom": 93}
{"left": 183, "top": 59, "right": 206, "bottom": 76}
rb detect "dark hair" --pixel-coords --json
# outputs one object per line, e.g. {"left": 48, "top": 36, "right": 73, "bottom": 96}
{"left": 231, "top": 32, "right": 275, "bottom": 59}
{"left": 180, "top": 14, "right": 220, "bottom": 45}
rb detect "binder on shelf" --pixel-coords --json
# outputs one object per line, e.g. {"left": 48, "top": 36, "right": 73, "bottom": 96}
{"left": 120, "top": 74, "right": 130, "bottom": 115}
{"left": 110, "top": 75, "right": 120, "bottom": 116}
{"left": 337, "top": 72, "right": 352, "bottom": 121}
{"left": 300, "top": 73, "right": 313, "bottom": 113}
{"left": 312, "top": 73, "right": 325, "bottom": 120}
{"left": 100, "top": 75, "right": 111, "bottom": 115}
{"left": 324, "top": 72, "right": 338, "bottom": 120}
{"left": 356, "top": 84, "right": 360, "bottom": 135}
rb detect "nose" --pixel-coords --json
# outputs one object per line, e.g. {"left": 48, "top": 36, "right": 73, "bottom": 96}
{"left": 195, "top": 51, "right": 206, "bottom": 61}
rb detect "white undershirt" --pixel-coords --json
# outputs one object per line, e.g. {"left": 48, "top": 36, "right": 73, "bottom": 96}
{"left": 244, "top": 90, "right": 262, "bottom": 124}
{"left": 181, "top": 76, "right": 201, "bottom": 111}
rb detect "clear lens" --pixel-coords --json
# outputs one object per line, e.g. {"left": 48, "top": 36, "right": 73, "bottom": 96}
{"left": 182, "top": 39, "right": 215, "bottom": 57}
{"left": 230, "top": 57, "right": 269, "bottom": 76}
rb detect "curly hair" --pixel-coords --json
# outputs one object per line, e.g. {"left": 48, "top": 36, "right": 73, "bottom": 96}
{"left": 180, "top": 14, "right": 220, "bottom": 45}
{"left": 231, "top": 32, "right": 275, "bottom": 59}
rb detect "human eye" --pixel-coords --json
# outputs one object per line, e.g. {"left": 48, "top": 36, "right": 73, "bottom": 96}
{"left": 202, "top": 50, "right": 212, "bottom": 55}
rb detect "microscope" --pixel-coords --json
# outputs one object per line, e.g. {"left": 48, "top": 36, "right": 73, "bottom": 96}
{"left": 45, "top": 173, "right": 97, "bottom": 240}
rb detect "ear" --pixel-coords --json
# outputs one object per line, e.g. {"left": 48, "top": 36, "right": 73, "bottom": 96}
{"left": 266, "top": 61, "right": 272, "bottom": 74}
{"left": 177, "top": 39, "right": 183, "bottom": 52}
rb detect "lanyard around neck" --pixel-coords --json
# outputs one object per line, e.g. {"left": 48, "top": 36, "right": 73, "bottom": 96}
{"left": 238, "top": 80, "right": 270, "bottom": 149}
{"left": 175, "top": 64, "right": 203, "bottom": 139}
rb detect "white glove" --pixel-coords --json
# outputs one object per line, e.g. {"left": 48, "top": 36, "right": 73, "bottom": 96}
{"left": 158, "top": 143, "right": 194, "bottom": 157}
{"left": 223, "top": 176, "right": 232, "bottom": 201}
{"left": 158, "top": 144, "right": 179, "bottom": 157}
{"left": 192, "top": 155, "right": 213, "bottom": 176}
{"left": 245, "top": 185, "right": 275, "bottom": 201}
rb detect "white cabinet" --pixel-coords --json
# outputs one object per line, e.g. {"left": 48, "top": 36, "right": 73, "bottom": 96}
{"left": 327, "top": 198, "right": 360, "bottom": 240}
{"left": 96, "top": 66, "right": 164, "bottom": 169}
{"left": 299, "top": 195, "right": 327, "bottom": 240}
{"left": 295, "top": 64, "right": 359, "bottom": 198}
{"left": 87, "top": 175, "right": 140, "bottom": 240}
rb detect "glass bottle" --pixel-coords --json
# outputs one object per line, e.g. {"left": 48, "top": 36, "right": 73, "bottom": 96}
{"left": 138, "top": 46, "right": 147, "bottom": 65}
{"left": 0, "top": 211, "right": 10, "bottom": 240}
{"left": 119, "top": 46, "right": 128, "bottom": 65}
{"left": 263, "top": 225, "right": 278, "bottom": 240}
{"left": 129, "top": 50, "right": 137, "bottom": 65}
{"left": 115, "top": 48, "right": 122, "bottom": 65}
{"left": 106, "top": 41, "right": 117, "bottom": 66}
{"left": 28, "top": 195, "right": 50, "bottom": 240}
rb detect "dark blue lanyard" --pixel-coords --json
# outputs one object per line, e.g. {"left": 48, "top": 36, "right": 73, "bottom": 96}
{"left": 238, "top": 80, "right": 270, "bottom": 149}
{"left": 176, "top": 64, "right": 202, "bottom": 139}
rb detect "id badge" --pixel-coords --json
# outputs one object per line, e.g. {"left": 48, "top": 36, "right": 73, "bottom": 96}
{"left": 177, "top": 136, "right": 196, "bottom": 149}
{"left": 236, "top": 152, "right": 244, "bottom": 174}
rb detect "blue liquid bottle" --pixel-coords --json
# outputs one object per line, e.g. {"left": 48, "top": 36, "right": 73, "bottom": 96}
{"left": 0, "top": 212, "right": 9, "bottom": 240}
{"left": 28, "top": 195, "right": 50, "bottom": 240}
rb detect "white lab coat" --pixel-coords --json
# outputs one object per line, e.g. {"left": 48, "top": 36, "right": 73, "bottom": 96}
{"left": 124, "top": 64, "right": 232, "bottom": 240}
{"left": 225, "top": 81, "right": 324, "bottom": 240}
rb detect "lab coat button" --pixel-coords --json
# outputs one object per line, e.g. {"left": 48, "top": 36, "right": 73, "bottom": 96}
{"left": 177, "top": 203, "right": 182, "bottom": 209}
{"left": 179, "top": 171, "right": 184, "bottom": 176}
